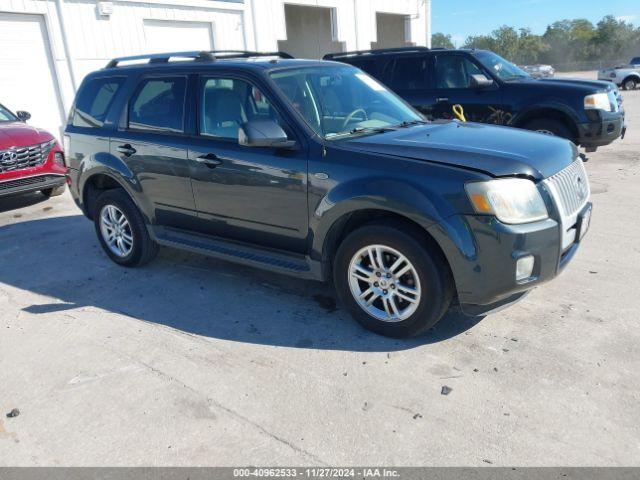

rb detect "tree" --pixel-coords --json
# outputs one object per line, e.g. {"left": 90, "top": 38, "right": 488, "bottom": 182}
{"left": 457, "top": 15, "right": 640, "bottom": 71}
{"left": 432, "top": 32, "right": 455, "bottom": 49}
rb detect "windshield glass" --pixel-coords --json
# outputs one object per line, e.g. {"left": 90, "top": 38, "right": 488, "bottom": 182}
{"left": 269, "top": 65, "right": 423, "bottom": 139}
{"left": 475, "top": 51, "right": 530, "bottom": 81}
{"left": 0, "top": 104, "right": 18, "bottom": 122}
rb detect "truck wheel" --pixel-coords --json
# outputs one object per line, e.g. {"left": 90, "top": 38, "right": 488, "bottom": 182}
{"left": 623, "top": 78, "right": 637, "bottom": 91}
{"left": 523, "top": 118, "right": 574, "bottom": 141}
{"left": 333, "top": 223, "right": 453, "bottom": 338}
{"left": 94, "top": 189, "right": 158, "bottom": 267}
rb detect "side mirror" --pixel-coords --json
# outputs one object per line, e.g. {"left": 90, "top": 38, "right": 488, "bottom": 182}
{"left": 470, "top": 74, "right": 494, "bottom": 89}
{"left": 16, "top": 111, "right": 31, "bottom": 122}
{"left": 239, "top": 120, "right": 296, "bottom": 149}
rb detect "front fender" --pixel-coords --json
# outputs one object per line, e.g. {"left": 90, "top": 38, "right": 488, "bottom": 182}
{"left": 309, "top": 176, "right": 454, "bottom": 262}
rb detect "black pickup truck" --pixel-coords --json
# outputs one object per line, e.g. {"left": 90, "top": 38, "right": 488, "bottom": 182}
{"left": 325, "top": 47, "right": 626, "bottom": 152}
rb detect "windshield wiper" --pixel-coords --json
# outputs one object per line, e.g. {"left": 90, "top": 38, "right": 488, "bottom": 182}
{"left": 395, "top": 119, "right": 428, "bottom": 128}
{"left": 327, "top": 126, "right": 397, "bottom": 139}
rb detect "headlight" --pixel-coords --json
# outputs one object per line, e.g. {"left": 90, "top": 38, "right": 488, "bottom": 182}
{"left": 584, "top": 93, "right": 612, "bottom": 112}
{"left": 40, "top": 139, "right": 56, "bottom": 157}
{"left": 465, "top": 178, "right": 548, "bottom": 224}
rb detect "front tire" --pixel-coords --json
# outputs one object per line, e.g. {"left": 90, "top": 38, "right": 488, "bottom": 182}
{"left": 41, "top": 185, "right": 66, "bottom": 198}
{"left": 623, "top": 78, "right": 637, "bottom": 91}
{"left": 94, "top": 189, "right": 158, "bottom": 267}
{"left": 333, "top": 223, "right": 453, "bottom": 338}
{"left": 523, "top": 118, "right": 574, "bottom": 141}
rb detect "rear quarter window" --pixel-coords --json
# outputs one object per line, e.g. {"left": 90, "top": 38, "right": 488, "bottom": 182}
{"left": 72, "top": 77, "right": 125, "bottom": 128}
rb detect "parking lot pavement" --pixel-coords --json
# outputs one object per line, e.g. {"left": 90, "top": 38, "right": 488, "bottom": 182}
{"left": 1, "top": 92, "right": 639, "bottom": 467}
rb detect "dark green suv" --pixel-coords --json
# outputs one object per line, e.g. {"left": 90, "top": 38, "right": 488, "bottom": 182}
{"left": 65, "top": 51, "right": 592, "bottom": 337}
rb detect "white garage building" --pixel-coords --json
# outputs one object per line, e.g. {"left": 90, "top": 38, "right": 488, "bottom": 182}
{"left": 0, "top": 0, "right": 431, "bottom": 138}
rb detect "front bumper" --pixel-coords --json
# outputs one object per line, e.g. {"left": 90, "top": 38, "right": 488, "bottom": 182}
{"left": 0, "top": 173, "right": 66, "bottom": 197}
{"left": 577, "top": 109, "right": 626, "bottom": 149}
{"left": 428, "top": 205, "right": 591, "bottom": 316}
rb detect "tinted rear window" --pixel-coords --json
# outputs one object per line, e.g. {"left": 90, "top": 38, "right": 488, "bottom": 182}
{"left": 72, "top": 77, "right": 124, "bottom": 128}
{"left": 128, "top": 77, "right": 187, "bottom": 133}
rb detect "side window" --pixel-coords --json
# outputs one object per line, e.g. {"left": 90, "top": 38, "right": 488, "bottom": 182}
{"left": 349, "top": 59, "right": 380, "bottom": 79}
{"left": 199, "top": 77, "right": 287, "bottom": 140}
{"left": 390, "top": 56, "right": 430, "bottom": 90}
{"left": 72, "top": 77, "right": 124, "bottom": 128}
{"left": 128, "top": 77, "right": 186, "bottom": 133}
{"left": 435, "top": 55, "right": 484, "bottom": 89}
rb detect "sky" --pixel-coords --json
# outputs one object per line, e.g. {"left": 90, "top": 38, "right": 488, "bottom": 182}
{"left": 431, "top": 0, "right": 639, "bottom": 47}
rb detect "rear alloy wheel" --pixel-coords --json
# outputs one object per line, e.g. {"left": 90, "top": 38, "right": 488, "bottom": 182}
{"left": 100, "top": 204, "right": 134, "bottom": 258}
{"left": 94, "top": 189, "right": 158, "bottom": 267}
{"left": 334, "top": 223, "right": 453, "bottom": 338}
{"left": 623, "top": 78, "right": 637, "bottom": 91}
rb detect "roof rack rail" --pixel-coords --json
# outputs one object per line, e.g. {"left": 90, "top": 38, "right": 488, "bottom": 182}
{"left": 207, "top": 50, "right": 294, "bottom": 60}
{"left": 105, "top": 51, "right": 214, "bottom": 68}
{"left": 323, "top": 46, "right": 430, "bottom": 60}
{"left": 105, "top": 50, "right": 293, "bottom": 68}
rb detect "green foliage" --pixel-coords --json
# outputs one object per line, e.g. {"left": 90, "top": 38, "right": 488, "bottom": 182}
{"left": 459, "top": 15, "right": 640, "bottom": 70}
{"left": 431, "top": 32, "right": 455, "bottom": 49}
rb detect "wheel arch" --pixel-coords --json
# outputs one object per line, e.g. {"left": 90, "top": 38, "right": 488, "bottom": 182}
{"left": 622, "top": 74, "right": 640, "bottom": 87}
{"left": 513, "top": 106, "right": 579, "bottom": 141}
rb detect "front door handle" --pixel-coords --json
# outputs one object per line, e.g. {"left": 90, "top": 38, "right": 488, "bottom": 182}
{"left": 436, "top": 97, "right": 450, "bottom": 103}
{"left": 117, "top": 144, "right": 136, "bottom": 157}
{"left": 195, "top": 153, "right": 223, "bottom": 168}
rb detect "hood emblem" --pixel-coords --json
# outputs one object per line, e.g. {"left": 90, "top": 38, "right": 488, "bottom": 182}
{"left": 1, "top": 150, "right": 18, "bottom": 165}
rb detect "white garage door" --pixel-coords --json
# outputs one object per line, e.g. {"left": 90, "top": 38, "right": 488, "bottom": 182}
{"left": 144, "top": 20, "right": 214, "bottom": 53}
{"left": 0, "top": 13, "right": 64, "bottom": 139}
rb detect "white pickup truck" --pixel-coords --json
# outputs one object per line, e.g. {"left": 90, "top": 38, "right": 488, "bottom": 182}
{"left": 599, "top": 57, "right": 640, "bottom": 90}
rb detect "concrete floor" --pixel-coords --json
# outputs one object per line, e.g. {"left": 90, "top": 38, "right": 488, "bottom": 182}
{"left": 1, "top": 89, "right": 639, "bottom": 467}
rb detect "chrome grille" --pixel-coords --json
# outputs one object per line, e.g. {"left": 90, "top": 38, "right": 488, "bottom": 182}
{"left": 544, "top": 160, "right": 590, "bottom": 218}
{"left": 0, "top": 143, "right": 50, "bottom": 173}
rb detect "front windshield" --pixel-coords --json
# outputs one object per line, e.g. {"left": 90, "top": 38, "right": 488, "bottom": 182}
{"left": 475, "top": 51, "right": 530, "bottom": 81}
{"left": 0, "top": 104, "right": 18, "bottom": 122}
{"left": 269, "top": 65, "right": 423, "bottom": 139}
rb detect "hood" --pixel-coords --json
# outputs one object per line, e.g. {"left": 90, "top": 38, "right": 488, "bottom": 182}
{"left": 0, "top": 122, "right": 54, "bottom": 150}
{"left": 518, "top": 76, "right": 615, "bottom": 92}
{"left": 343, "top": 121, "right": 577, "bottom": 180}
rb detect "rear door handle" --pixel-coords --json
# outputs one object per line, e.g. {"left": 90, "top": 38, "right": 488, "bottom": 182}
{"left": 117, "top": 144, "right": 136, "bottom": 157}
{"left": 195, "top": 153, "right": 223, "bottom": 168}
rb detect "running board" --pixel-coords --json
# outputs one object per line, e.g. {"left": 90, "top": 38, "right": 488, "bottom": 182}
{"left": 153, "top": 227, "right": 320, "bottom": 279}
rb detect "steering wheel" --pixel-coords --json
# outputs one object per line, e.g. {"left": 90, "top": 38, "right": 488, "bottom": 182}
{"left": 341, "top": 108, "right": 369, "bottom": 131}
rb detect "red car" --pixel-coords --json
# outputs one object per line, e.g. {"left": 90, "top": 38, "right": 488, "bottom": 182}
{"left": 0, "top": 103, "right": 67, "bottom": 199}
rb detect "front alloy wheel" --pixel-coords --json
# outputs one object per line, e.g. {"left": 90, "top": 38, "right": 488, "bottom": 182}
{"left": 99, "top": 204, "right": 134, "bottom": 258}
{"left": 348, "top": 245, "right": 421, "bottom": 322}
{"left": 333, "top": 223, "right": 453, "bottom": 338}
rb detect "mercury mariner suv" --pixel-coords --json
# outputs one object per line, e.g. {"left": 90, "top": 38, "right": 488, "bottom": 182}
{"left": 0, "top": 103, "right": 67, "bottom": 199}
{"left": 65, "top": 51, "right": 592, "bottom": 338}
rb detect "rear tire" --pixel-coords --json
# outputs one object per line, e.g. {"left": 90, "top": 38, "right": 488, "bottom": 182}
{"left": 523, "top": 118, "right": 574, "bottom": 141}
{"left": 93, "top": 189, "right": 158, "bottom": 267}
{"left": 333, "top": 223, "right": 453, "bottom": 338}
